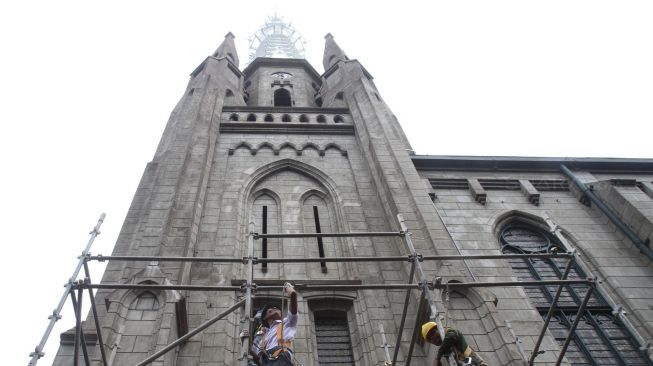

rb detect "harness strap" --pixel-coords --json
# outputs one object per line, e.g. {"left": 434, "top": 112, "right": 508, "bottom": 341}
{"left": 262, "top": 321, "right": 293, "bottom": 359}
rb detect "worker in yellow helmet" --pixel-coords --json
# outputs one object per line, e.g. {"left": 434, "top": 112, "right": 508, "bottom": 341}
{"left": 421, "top": 322, "right": 487, "bottom": 366}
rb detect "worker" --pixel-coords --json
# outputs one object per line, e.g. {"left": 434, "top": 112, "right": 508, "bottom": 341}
{"left": 421, "top": 322, "right": 487, "bottom": 366}
{"left": 259, "top": 283, "right": 298, "bottom": 365}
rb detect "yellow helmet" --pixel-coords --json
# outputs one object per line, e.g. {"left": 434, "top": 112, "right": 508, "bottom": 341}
{"left": 421, "top": 322, "right": 438, "bottom": 341}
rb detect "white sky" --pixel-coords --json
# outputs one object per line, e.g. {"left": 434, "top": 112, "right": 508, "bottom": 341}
{"left": 1, "top": 1, "right": 651, "bottom": 364}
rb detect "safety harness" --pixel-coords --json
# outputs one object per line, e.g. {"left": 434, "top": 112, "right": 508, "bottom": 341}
{"left": 261, "top": 321, "right": 293, "bottom": 359}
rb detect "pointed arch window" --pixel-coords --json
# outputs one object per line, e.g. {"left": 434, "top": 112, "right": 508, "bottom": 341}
{"left": 114, "top": 292, "right": 160, "bottom": 363}
{"left": 274, "top": 88, "right": 292, "bottom": 107}
{"left": 500, "top": 224, "right": 651, "bottom": 365}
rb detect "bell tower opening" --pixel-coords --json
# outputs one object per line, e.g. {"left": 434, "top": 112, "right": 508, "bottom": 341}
{"left": 274, "top": 88, "right": 292, "bottom": 107}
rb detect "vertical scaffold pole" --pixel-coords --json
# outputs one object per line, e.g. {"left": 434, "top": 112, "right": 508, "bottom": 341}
{"left": 83, "top": 261, "right": 109, "bottom": 365}
{"left": 240, "top": 221, "right": 256, "bottom": 366}
{"left": 29, "top": 213, "right": 106, "bottom": 366}
{"left": 69, "top": 286, "right": 90, "bottom": 366}
{"left": 398, "top": 214, "right": 457, "bottom": 366}
{"left": 391, "top": 258, "right": 416, "bottom": 365}
{"left": 555, "top": 280, "right": 595, "bottom": 366}
{"left": 529, "top": 251, "right": 575, "bottom": 365}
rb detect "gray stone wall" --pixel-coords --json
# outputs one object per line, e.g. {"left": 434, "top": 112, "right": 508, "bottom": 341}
{"left": 53, "top": 38, "right": 653, "bottom": 366}
{"left": 417, "top": 168, "right": 653, "bottom": 365}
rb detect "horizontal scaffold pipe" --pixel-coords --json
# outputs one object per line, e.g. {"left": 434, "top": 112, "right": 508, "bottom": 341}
{"left": 78, "top": 279, "right": 594, "bottom": 292}
{"left": 257, "top": 255, "right": 410, "bottom": 263}
{"left": 253, "top": 231, "right": 404, "bottom": 239}
{"left": 87, "top": 255, "right": 245, "bottom": 263}
{"left": 86, "top": 252, "right": 573, "bottom": 265}
{"left": 441, "top": 279, "right": 595, "bottom": 289}
{"left": 422, "top": 253, "right": 575, "bottom": 261}
{"left": 84, "top": 284, "right": 242, "bottom": 291}
{"left": 258, "top": 279, "right": 593, "bottom": 292}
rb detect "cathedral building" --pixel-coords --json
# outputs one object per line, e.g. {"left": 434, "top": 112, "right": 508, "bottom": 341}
{"left": 52, "top": 18, "right": 653, "bottom": 366}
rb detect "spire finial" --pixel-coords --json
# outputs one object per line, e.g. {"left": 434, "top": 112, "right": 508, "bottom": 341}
{"left": 323, "top": 33, "right": 348, "bottom": 70}
{"left": 212, "top": 32, "right": 240, "bottom": 67}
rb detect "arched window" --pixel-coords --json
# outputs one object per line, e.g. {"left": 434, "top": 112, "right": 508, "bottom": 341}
{"left": 114, "top": 292, "right": 160, "bottom": 364}
{"left": 247, "top": 113, "right": 257, "bottom": 122}
{"left": 335, "top": 91, "right": 344, "bottom": 100}
{"left": 299, "top": 114, "right": 309, "bottom": 123}
{"left": 333, "top": 115, "right": 344, "bottom": 123}
{"left": 229, "top": 113, "right": 239, "bottom": 121}
{"left": 316, "top": 115, "right": 326, "bottom": 123}
{"left": 282, "top": 114, "right": 292, "bottom": 122}
{"left": 274, "top": 88, "right": 292, "bottom": 107}
{"left": 225, "top": 89, "right": 234, "bottom": 97}
{"left": 264, "top": 114, "right": 274, "bottom": 122}
{"left": 315, "top": 97, "right": 323, "bottom": 107}
{"left": 501, "top": 224, "right": 650, "bottom": 365}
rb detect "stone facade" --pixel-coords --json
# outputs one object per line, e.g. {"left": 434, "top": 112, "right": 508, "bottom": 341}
{"left": 53, "top": 32, "right": 653, "bottom": 366}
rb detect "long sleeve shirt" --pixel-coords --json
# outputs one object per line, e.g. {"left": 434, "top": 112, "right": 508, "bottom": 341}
{"left": 262, "top": 312, "right": 298, "bottom": 351}
{"left": 437, "top": 328, "right": 469, "bottom": 359}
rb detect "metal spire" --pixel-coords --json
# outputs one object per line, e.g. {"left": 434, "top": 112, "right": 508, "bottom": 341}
{"left": 248, "top": 15, "right": 306, "bottom": 62}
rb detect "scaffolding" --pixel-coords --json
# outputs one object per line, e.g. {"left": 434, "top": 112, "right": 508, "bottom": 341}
{"left": 29, "top": 214, "right": 596, "bottom": 366}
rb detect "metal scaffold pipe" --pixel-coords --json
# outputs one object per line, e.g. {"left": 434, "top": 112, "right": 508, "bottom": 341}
{"left": 397, "top": 214, "right": 458, "bottom": 366}
{"left": 529, "top": 251, "right": 576, "bottom": 365}
{"left": 135, "top": 299, "right": 245, "bottom": 366}
{"left": 28, "top": 213, "right": 106, "bottom": 366}
{"left": 253, "top": 231, "right": 404, "bottom": 239}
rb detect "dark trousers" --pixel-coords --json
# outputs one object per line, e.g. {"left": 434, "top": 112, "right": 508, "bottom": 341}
{"left": 261, "top": 348, "right": 293, "bottom": 366}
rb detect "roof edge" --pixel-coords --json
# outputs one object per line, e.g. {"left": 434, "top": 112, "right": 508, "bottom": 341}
{"left": 411, "top": 155, "right": 653, "bottom": 173}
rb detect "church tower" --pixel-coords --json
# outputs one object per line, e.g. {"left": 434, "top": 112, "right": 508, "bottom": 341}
{"left": 51, "top": 19, "right": 530, "bottom": 366}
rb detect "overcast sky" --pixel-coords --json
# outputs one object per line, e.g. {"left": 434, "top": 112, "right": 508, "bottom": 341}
{"left": 1, "top": 1, "right": 651, "bottom": 364}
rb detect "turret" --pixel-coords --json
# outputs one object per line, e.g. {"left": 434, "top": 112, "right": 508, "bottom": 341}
{"left": 212, "top": 32, "right": 239, "bottom": 68}
{"left": 322, "top": 33, "right": 349, "bottom": 71}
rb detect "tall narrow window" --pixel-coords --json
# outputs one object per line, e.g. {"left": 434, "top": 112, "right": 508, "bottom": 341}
{"left": 253, "top": 193, "right": 279, "bottom": 273}
{"left": 501, "top": 224, "right": 650, "bottom": 365}
{"left": 314, "top": 311, "right": 354, "bottom": 365}
{"left": 303, "top": 195, "right": 334, "bottom": 273}
{"left": 262, "top": 206, "right": 268, "bottom": 272}
{"left": 313, "top": 206, "right": 327, "bottom": 272}
{"left": 274, "top": 88, "right": 292, "bottom": 107}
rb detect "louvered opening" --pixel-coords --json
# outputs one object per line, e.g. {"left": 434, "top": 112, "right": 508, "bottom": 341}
{"left": 530, "top": 179, "right": 570, "bottom": 191}
{"left": 429, "top": 178, "right": 468, "bottom": 190}
{"left": 315, "top": 311, "right": 354, "bottom": 365}
{"left": 610, "top": 179, "right": 638, "bottom": 187}
{"left": 478, "top": 179, "right": 520, "bottom": 190}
